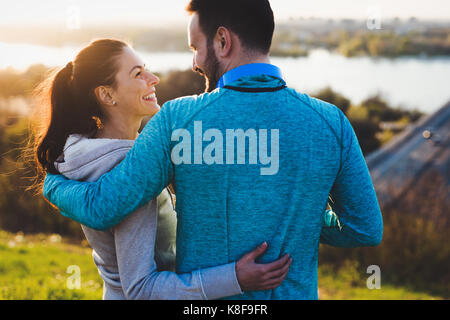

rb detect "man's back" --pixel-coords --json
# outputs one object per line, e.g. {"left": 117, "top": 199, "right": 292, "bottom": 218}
{"left": 166, "top": 75, "right": 382, "bottom": 299}
{"left": 44, "top": 74, "right": 382, "bottom": 300}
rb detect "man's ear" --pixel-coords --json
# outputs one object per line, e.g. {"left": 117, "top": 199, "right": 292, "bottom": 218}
{"left": 214, "top": 26, "right": 232, "bottom": 58}
{"left": 94, "top": 86, "right": 115, "bottom": 106}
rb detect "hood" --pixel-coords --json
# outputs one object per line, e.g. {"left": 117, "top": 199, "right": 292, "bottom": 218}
{"left": 55, "top": 134, "right": 135, "bottom": 182}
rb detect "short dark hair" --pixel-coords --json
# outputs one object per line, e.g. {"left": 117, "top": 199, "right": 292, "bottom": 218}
{"left": 186, "top": 0, "right": 275, "bottom": 54}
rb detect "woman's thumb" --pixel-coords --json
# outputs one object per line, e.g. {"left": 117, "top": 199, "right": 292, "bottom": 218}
{"left": 246, "top": 242, "right": 268, "bottom": 261}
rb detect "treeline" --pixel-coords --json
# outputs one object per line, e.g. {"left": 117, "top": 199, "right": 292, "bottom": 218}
{"left": 0, "top": 26, "right": 190, "bottom": 53}
{"left": 266, "top": 26, "right": 450, "bottom": 58}
{"left": 313, "top": 87, "right": 422, "bottom": 155}
{"left": 335, "top": 29, "right": 450, "bottom": 57}
{"left": 0, "top": 65, "right": 49, "bottom": 99}
{"left": 3, "top": 24, "right": 449, "bottom": 59}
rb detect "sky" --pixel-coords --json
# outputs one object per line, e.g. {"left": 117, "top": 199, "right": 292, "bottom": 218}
{"left": 0, "top": 0, "right": 449, "bottom": 27}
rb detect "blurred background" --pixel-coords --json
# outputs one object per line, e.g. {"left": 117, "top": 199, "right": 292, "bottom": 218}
{"left": 0, "top": 0, "right": 448, "bottom": 299}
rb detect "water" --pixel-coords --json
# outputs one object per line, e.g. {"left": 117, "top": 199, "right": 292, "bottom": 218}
{"left": 1, "top": 41, "right": 449, "bottom": 113}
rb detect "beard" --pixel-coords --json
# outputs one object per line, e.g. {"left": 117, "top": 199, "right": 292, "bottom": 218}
{"left": 197, "top": 42, "right": 221, "bottom": 93}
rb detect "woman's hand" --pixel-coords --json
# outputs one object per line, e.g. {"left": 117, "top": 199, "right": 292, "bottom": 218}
{"left": 235, "top": 242, "right": 292, "bottom": 292}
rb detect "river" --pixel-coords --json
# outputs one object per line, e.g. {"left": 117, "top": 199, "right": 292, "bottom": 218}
{"left": 1, "top": 41, "right": 449, "bottom": 113}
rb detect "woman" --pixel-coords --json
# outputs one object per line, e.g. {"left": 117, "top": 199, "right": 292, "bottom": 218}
{"left": 31, "top": 39, "right": 292, "bottom": 299}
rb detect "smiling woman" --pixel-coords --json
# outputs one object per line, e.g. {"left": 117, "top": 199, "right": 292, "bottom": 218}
{"left": 92, "top": 46, "right": 161, "bottom": 140}
{"left": 31, "top": 39, "right": 130, "bottom": 175}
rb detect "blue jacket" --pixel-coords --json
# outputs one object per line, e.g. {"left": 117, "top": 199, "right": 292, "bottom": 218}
{"left": 44, "top": 71, "right": 383, "bottom": 300}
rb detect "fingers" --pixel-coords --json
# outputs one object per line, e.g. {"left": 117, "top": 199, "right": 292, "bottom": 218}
{"left": 243, "top": 242, "right": 268, "bottom": 262}
{"left": 265, "top": 257, "right": 292, "bottom": 280}
{"left": 262, "top": 253, "right": 290, "bottom": 272}
{"left": 260, "top": 267, "right": 289, "bottom": 290}
{"left": 263, "top": 279, "right": 286, "bottom": 290}
{"left": 257, "top": 257, "right": 292, "bottom": 291}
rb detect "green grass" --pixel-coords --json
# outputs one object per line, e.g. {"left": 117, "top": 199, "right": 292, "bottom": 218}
{"left": 0, "top": 231, "right": 443, "bottom": 300}
{"left": 317, "top": 261, "right": 442, "bottom": 300}
{"left": 0, "top": 231, "right": 102, "bottom": 300}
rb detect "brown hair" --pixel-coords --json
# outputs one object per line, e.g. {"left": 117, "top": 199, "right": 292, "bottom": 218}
{"left": 186, "top": 0, "right": 275, "bottom": 54}
{"left": 31, "top": 39, "right": 128, "bottom": 177}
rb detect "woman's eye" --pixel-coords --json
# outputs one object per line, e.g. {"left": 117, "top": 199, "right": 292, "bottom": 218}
{"left": 136, "top": 71, "right": 142, "bottom": 77}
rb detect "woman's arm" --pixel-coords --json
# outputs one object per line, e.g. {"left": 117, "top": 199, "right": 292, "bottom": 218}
{"left": 113, "top": 200, "right": 291, "bottom": 300}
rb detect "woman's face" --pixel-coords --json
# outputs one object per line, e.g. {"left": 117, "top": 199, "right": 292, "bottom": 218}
{"left": 111, "top": 46, "right": 160, "bottom": 118}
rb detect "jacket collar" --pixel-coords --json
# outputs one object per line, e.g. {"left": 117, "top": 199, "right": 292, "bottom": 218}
{"left": 217, "top": 63, "right": 285, "bottom": 89}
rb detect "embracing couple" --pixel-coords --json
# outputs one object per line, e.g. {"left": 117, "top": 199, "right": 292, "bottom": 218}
{"left": 35, "top": 0, "right": 383, "bottom": 300}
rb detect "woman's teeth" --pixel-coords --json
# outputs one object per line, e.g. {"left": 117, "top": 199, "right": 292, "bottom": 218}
{"left": 143, "top": 93, "right": 156, "bottom": 101}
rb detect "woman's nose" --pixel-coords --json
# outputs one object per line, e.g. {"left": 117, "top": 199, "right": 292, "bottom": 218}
{"left": 145, "top": 72, "right": 160, "bottom": 86}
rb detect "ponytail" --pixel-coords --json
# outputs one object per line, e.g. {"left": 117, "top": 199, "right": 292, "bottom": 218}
{"left": 35, "top": 62, "right": 97, "bottom": 174}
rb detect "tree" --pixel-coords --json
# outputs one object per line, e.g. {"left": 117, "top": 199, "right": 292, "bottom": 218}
{"left": 314, "top": 87, "right": 351, "bottom": 115}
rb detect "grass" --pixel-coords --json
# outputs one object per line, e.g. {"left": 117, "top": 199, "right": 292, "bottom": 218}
{"left": 317, "top": 261, "right": 442, "bottom": 300}
{"left": 0, "top": 230, "right": 102, "bottom": 300}
{"left": 0, "top": 230, "right": 443, "bottom": 300}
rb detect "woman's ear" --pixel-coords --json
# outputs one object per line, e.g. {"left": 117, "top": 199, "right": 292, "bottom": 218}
{"left": 94, "top": 86, "right": 116, "bottom": 107}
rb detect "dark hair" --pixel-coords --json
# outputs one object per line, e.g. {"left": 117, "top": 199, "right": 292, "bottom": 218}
{"left": 186, "top": 0, "right": 275, "bottom": 54}
{"left": 31, "top": 39, "right": 128, "bottom": 175}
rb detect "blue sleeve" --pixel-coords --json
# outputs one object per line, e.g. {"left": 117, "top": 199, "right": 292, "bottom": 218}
{"left": 320, "top": 111, "right": 383, "bottom": 247}
{"left": 43, "top": 104, "right": 174, "bottom": 230}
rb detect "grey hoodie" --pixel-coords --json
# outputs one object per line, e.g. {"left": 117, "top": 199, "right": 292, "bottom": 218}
{"left": 55, "top": 134, "right": 242, "bottom": 300}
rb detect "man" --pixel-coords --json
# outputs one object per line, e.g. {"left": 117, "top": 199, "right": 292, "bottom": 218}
{"left": 44, "top": 0, "right": 383, "bottom": 299}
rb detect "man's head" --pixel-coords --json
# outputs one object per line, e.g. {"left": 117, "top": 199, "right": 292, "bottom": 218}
{"left": 186, "top": 0, "right": 275, "bottom": 92}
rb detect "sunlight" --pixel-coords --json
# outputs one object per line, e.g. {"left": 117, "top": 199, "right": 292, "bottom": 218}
{"left": 0, "top": 0, "right": 449, "bottom": 27}
{"left": 0, "top": 42, "right": 80, "bottom": 71}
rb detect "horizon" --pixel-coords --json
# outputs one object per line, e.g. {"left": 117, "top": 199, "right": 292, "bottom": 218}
{"left": 0, "top": 0, "right": 449, "bottom": 28}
